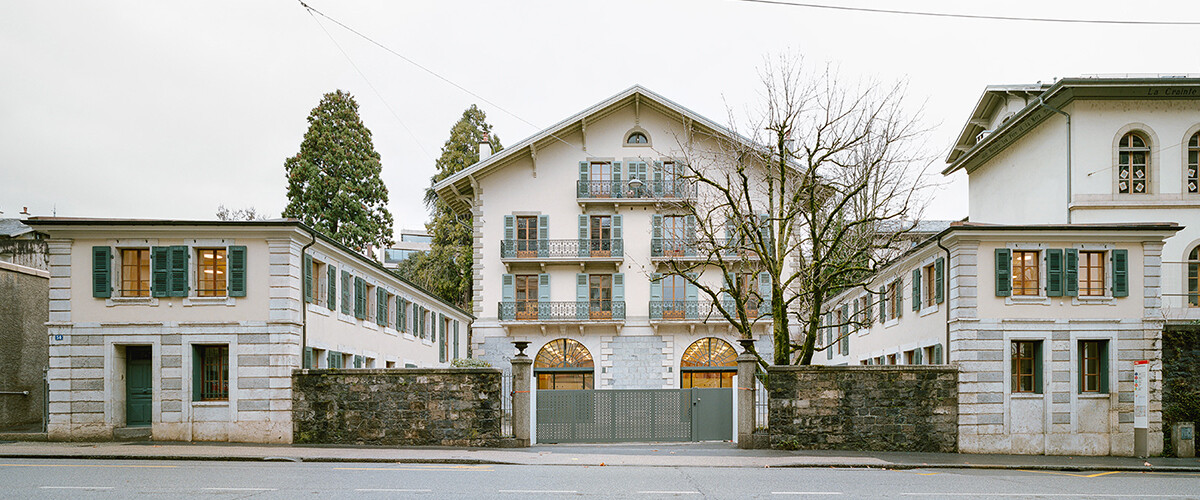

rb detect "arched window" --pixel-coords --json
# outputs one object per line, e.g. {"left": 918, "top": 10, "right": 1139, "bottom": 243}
{"left": 680, "top": 337, "right": 737, "bottom": 388}
{"left": 534, "top": 338, "right": 594, "bottom": 390}
{"left": 1118, "top": 132, "right": 1150, "bottom": 194}
{"left": 626, "top": 131, "right": 648, "bottom": 145}
{"left": 1188, "top": 246, "right": 1199, "bottom": 307}
{"left": 1187, "top": 132, "right": 1199, "bottom": 194}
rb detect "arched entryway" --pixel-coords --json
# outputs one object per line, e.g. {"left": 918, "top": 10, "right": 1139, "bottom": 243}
{"left": 681, "top": 337, "right": 737, "bottom": 388}
{"left": 534, "top": 338, "right": 594, "bottom": 390}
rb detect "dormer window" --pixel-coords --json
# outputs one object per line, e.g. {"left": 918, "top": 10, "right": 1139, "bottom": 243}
{"left": 626, "top": 132, "right": 648, "bottom": 145}
{"left": 1117, "top": 132, "right": 1149, "bottom": 194}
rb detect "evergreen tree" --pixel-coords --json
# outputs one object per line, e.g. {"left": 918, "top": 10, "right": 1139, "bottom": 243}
{"left": 283, "top": 90, "right": 394, "bottom": 250}
{"left": 395, "top": 105, "right": 501, "bottom": 308}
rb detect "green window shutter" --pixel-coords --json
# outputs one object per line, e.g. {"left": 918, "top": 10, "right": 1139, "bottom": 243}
{"left": 453, "top": 321, "right": 460, "bottom": 360}
{"left": 649, "top": 273, "right": 662, "bottom": 320}
{"left": 896, "top": 278, "right": 903, "bottom": 318}
{"left": 168, "top": 245, "right": 189, "bottom": 297}
{"left": 613, "top": 273, "right": 625, "bottom": 303}
{"left": 934, "top": 344, "right": 943, "bottom": 364}
{"left": 578, "top": 161, "right": 589, "bottom": 196}
{"left": 879, "top": 287, "right": 887, "bottom": 323}
{"left": 228, "top": 246, "right": 247, "bottom": 298}
{"left": 340, "top": 271, "right": 351, "bottom": 315}
{"left": 397, "top": 297, "right": 406, "bottom": 332}
{"left": 1099, "top": 340, "right": 1110, "bottom": 394}
{"left": 612, "top": 161, "right": 622, "bottom": 198}
{"left": 1033, "top": 341, "right": 1044, "bottom": 394}
{"left": 759, "top": 272, "right": 771, "bottom": 315}
{"left": 578, "top": 214, "right": 589, "bottom": 258}
{"left": 303, "top": 253, "right": 313, "bottom": 303}
{"left": 853, "top": 300, "right": 859, "bottom": 327}
{"left": 612, "top": 214, "right": 622, "bottom": 240}
{"left": 376, "top": 288, "right": 387, "bottom": 326}
{"left": 192, "top": 346, "right": 202, "bottom": 401}
{"left": 501, "top": 274, "right": 515, "bottom": 302}
{"left": 865, "top": 293, "right": 874, "bottom": 324}
{"left": 503, "top": 215, "right": 515, "bottom": 240}
{"left": 826, "top": 313, "right": 833, "bottom": 360}
{"left": 92, "top": 246, "right": 112, "bottom": 298}
{"left": 1064, "top": 249, "right": 1078, "bottom": 297}
{"left": 538, "top": 214, "right": 549, "bottom": 239}
{"left": 355, "top": 355, "right": 363, "bottom": 369}
{"left": 840, "top": 304, "right": 849, "bottom": 355}
{"left": 538, "top": 273, "right": 551, "bottom": 303}
{"left": 651, "top": 214, "right": 663, "bottom": 256}
{"left": 439, "top": 314, "right": 447, "bottom": 363}
{"left": 1111, "top": 249, "right": 1128, "bottom": 297}
{"left": 152, "top": 246, "right": 170, "bottom": 298}
{"left": 685, "top": 273, "right": 699, "bottom": 320}
{"left": 303, "top": 347, "right": 313, "bottom": 369}
{"left": 1077, "top": 340, "right": 1085, "bottom": 394}
{"left": 576, "top": 273, "right": 588, "bottom": 320}
{"left": 995, "top": 248, "right": 1012, "bottom": 297}
{"left": 912, "top": 268, "right": 921, "bottom": 311}
{"left": 1046, "top": 248, "right": 1064, "bottom": 297}
{"left": 653, "top": 161, "right": 664, "bottom": 196}
{"left": 327, "top": 265, "right": 337, "bottom": 310}
{"left": 354, "top": 277, "right": 366, "bottom": 320}
{"left": 914, "top": 348, "right": 923, "bottom": 365}
{"left": 935, "top": 257, "right": 945, "bottom": 304}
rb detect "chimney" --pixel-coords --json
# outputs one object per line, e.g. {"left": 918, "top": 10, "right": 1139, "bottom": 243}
{"left": 478, "top": 133, "right": 492, "bottom": 161}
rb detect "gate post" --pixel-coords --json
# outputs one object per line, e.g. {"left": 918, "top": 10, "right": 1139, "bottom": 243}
{"left": 511, "top": 342, "right": 532, "bottom": 447}
{"left": 736, "top": 343, "right": 758, "bottom": 449}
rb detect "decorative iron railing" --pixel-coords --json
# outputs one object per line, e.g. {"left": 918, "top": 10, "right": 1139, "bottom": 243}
{"left": 576, "top": 180, "right": 695, "bottom": 200}
{"left": 500, "top": 239, "right": 623, "bottom": 259}
{"left": 498, "top": 301, "right": 626, "bottom": 321}
{"left": 649, "top": 300, "right": 769, "bottom": 320}
{"left": 650, "top": 238, "right": 769, "bottom": 259}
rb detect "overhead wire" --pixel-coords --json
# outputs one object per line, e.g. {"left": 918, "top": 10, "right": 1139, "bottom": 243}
{"left": 730, "top": 0, "right": 1200, "bottom": 25}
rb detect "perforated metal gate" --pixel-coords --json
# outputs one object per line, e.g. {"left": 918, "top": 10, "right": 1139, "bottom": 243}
{"left": 535, "top": 388, "right": 731, "bottom": 443}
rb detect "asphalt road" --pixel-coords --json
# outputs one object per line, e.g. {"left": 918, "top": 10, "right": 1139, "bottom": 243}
{"left": 0, "top": 458, "right": 1197, "bottom": 499}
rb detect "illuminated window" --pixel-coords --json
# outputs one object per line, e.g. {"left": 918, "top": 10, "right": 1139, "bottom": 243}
{"left": 1079, "top": 251, "right": 1105, "bottom": 297}
{"left": 1011, "top": 340, "right": 1041, "bottom": 393}
{"left": 120, "top": 249, "right": 150, "bottom": 297}
{"left": 680, "top": 337, "right": 737, "bottom": 388}
{"left": 534, "top": 339, "right": 594, "bottom": 390}
{"left": 197, "top": 345, "right": 229, "bottom": 401}
{"left": 197, "top": 248, "right": 227, "bottom": 297}
{"left": 1012, "top": 250, "right": 1040, "bottom": 296}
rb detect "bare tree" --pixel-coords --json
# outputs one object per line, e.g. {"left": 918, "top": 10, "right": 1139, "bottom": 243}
{"left": 216, "top": 205, "right": 270, "bottom": 221}
{"left": 661, "top": 56, "right": 932, "bottom": 368}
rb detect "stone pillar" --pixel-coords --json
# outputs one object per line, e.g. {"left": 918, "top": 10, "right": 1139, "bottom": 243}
{"left": 511, "top": 342, "right": 532, "bottom": 447}
{"left": 736, "top": 350, "right": 758, "bottom": 449}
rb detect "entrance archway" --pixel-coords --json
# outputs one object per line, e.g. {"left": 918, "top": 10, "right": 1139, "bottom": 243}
{"left": 534, "top": 338, "right": 594, "bottom": 390}
{"left": 681, "top": 337, "right": 737, "bottom": 388}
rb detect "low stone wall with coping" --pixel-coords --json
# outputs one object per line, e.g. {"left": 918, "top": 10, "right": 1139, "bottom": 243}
{"left": 767, "top": 365, "right": 958, "bottom": 452}
{"left": 292, "top": 368, "right": 504, "bottom": 447}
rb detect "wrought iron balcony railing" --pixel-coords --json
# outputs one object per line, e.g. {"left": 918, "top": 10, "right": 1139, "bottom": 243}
{"left": 650, "top": 238, "right": 769, "bottom": 259}
{"left": 650, "top": 300, "right": 769, "bottom": 321}
{"left": 498, "top": 301, "right": 627, "bottom": 322}
{"left": 500, "top": 239, "right": 623, "bottom": 259}
{"left": 576, "top": 180, "right": 695, "bottom": 200}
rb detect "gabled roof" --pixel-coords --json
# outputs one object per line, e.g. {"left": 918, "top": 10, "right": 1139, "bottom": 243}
{"left": 431, "top": 85, "right": 752, "bottom": 216}
{"left": 943, "top": 75, "right": 1200, "bottom": 175}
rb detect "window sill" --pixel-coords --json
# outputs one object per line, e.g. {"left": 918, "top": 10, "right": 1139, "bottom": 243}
{"left": 1005, "top": 295, "right": 1051, "bottom": 306}
{"left": 338, "top": 314, "right": 356, "bottom": 325}
{"left": 1072, "top": 296, "right": 1116, "bottom": 306}
{"left": 919, "top": 305, "right": 940, "bottom": 317}
{"left": 1010, "top": 393, "right": 1044, "bottom": 399}
{"left": 883, "top": 318, "right": 900, "bottom": 329}
{"left": 422, "top": 339, "right": 434, "bottom": 346}
{"left": 402, "top": 333, "right": 416, "bottom": 341}
{"left": 106, "top": 297, "right": 158, "bottom": 307}
{"left": 1077, "top": 393, "right": 1111, "bottom": 399}
{"left": 308, "top": 304, "right": 330, "bottom": 317}
{"left": 191, "top": 400, "right": 229, "bottom": 407}
{"left": 184, "top": 297, "right": 235, "bottom": 307}
{"left": 364, "top": 322, "right": 379, "bottom": 331}
{"left": 383, "top": 327, "right": 398, "bottom": 337}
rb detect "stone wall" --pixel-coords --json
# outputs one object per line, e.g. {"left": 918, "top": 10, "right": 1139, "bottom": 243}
{"left": 293, "top": 368, "right": 504, "bottom": 447}
{"left": 0, "top": 263, "right": 48, "bottom": 431}
{"left": 1163, "top": 325, "right": 1200, "bottom": 455}
{"left": 767, "top": 365, "right": 958, "bottom": 452}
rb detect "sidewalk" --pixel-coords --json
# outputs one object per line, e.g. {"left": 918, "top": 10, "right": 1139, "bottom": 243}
{"left": 0, "top": 440, "right": 1197, "bottom": 471}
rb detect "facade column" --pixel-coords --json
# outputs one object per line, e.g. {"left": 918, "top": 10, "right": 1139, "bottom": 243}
{"left": 511, "top": 342, "right": 532, "bottom": 447}
{"left": 736, "top": 346, "right": 758, "bottom": 448}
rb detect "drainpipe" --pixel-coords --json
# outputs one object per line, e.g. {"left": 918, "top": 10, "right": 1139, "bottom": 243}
{"left": 1037, "top": 96, "right": 1072, "bottom": 224}
{"left": 936, "top": 235, "right": 951, "bottom": 364}
{"left": 300, "top": 227, "right": 317, "bottom": 369}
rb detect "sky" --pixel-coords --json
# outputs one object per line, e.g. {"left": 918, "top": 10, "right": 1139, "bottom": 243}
{"left": 2, "top": 0, "right": 1196, "bottom": 233}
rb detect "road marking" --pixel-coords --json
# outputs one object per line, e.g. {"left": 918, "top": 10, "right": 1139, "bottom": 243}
{"left": 915, "top": 472, "right": 941, "bottom": 476}
{"left": 202, "top": 488, "right": 278, "bottom": 492}
{"left": 335, "top": 466, "right": 493, "bottom": 472}
{"left": 498, "top": 490, "right": 578, "bottom": 494}
{"left": 901, "top": 494, "right": 1195, "bottom": 498}
{"left": 355, "top": 489, "right": 434, "bottom": 492}
{"left": 771, "top": 493, "right": 843, "bottom": 495}
{"left": 4, "top": 463, "right": 176, "bottom": 469}
{"left": 637, "top": 491, "right": 700, "bottom": 495}
{"left": 39, "top": 486, "right": 114, "bottom": 490}
{"left": 1021, "top": 469, "right": 1123, "bottom": 478}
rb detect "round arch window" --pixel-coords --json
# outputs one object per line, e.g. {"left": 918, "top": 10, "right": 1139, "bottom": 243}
{"left": 535, "top": 338, "right": 594, "bottom": 390}
{"left": 626, "top": 131, "right": 648, "bottom": 145}
{"left": 1188, "top": 245, "right": 1199, "bottom": 307}
{"left": 1117, "top": 132, "right": 1149, "bottom": 194}
{"left": 680, "top": 337, "right": 737, "bottom": 388}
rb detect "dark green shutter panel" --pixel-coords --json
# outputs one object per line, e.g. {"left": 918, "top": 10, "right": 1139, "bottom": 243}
{"left": 327, "top": 265, "right": 337, "bottom": 310}
{"left": 612, "top": 161, "right": 622, "bottom": 198}
{"left": 995, "top": 248, "right": 1012, "bottom": 297}
{"left": 896, "top": 278, "right": 903, "bottom": 317}
{"left": 1064, "top": 249, "right": 1078, "bottom": 297}
{"left": 576, "top": 273, "right": 588, "bottom": 320}
{"left": 578, "top": 214, "right": 589, "bottom": 258}
{"left": 1077, "top": 340, "right": 1085, "bottom": 393}
{"left": 758, "top": 272, "right": 771, "bottom": 316}
{"left": 504, "top": 215, "right": 515, "bottom": 241}
{"left": 439, "top": 314, "right": 447, "bottom": 363}
{"left": 303, "top": 253, "right": 313, "bottom": 302}
{"left": 396, "top": 297, "right": 404, "bottom": 331}
{"left": 1111, "top": 249, "right": 1128, "bottom": 297}
{"left": 912, "top": 269, "right": 921, "bottom": 311}
{"left": 1033, "top": 342, "right": 1044, "bottom": 394}
{"left": 168, "top": 245, "right": 189, "bottom": 297}
{"left": 1099, "top": 341, "right": 1110, "bottom": 393}
{"left": 354, "top": 355, "right": 363, "bottom": 369}
{"left": 152, "top": 246, "right": 170, "bottom": 297}
{"left": 355, "top": 278, "right": 366, "bottom": 320}
{"left": 879, "top": 288, "right": 887, "bottom": 323}
{"left": 865, "top": 293, "right": 874, "bottom": 324}
{"left": 376, "top": 288, "right": 387, "bottom": 326}
{"left": 228, "top": 246, "right": 247, "bottom": 297}
{"left": 1046, "top": 248, "right": 1063, "bottom": 297}
{"left": 192, "top": 346, "right": 202, "bottom": 401}
{"left": 92, "top": 246, "right": 112, "bottom": 298}
{"left": 934, "top": 344, "right": 943, "bottom": 364}
{"left": 914, "top": 348, "right": 923, "bottom": 365}
{"left": 825, "top": 313, "right": 833, "bottom": 360}
{"left": 935, "top": 257, "right": 945, "bottom": 304}
{"left": 453, "top": 321, "right": 460, "bottom": 360}
{"left": 538, "top": 215, "right": 550, "bottom": 257}
{"left": 340, "top": 271, "right": 351, "bottom": 315}
{"left": 578, "top": 161, "right": 589, "bottom": 197}
{"left": 649, "top": 273, "right": 662, "bottom": 320}
{"left": 303, "top": 347, "right": 313, "bottom": 369}
{"left": 612, "top": 214, "right": 622, "bottom": 241}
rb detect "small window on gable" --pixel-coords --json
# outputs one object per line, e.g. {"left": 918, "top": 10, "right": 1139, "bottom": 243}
{"left": 1118, "top": 132, "right": 1150, "bottom": 194}
{"left": 626, "top": 131, "right": 648, "bottom": 145}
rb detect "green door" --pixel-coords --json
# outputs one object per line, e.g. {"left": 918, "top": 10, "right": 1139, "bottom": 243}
{"left": 690, "top": 388, "right": 733, "bottom": 441}
{"left": 126, "top": 346, "right": 152, "bottom": 427}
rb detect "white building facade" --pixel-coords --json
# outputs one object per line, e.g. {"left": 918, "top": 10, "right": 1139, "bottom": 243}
{"left": 28, "top": 219, "right": 470, "bottom": 443}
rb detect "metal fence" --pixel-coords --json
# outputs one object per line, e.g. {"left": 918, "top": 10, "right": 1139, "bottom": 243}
{"left": 755, "top": 378, "right": 769, "bottom": 432}
{"left": 498, "top": 301, "right": 627, "bottom": 321}
{"left": 501, "top": 369, "right": 513, "bottom": 438}
{"left": 500, "top": 239, "right": 623, "bottom": 259}
{"left": 576, "top": 180, "right": 695, "bottom": 200}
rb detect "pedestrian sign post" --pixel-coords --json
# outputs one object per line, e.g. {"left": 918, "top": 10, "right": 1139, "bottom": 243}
{"left": 1133, "top": 360, "right": 1149, "bottom": 458}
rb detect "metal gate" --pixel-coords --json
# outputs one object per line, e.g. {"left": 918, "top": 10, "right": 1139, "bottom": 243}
{"left": 536, "top": 388, "right": 732, "bottom": 443}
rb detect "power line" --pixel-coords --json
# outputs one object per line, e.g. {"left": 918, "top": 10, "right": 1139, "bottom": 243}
{"left": 297, "top": 1, "right": 576, "bottom": 150}
{"left": 731, "top": 0, "right": 1200, "bottom": 25}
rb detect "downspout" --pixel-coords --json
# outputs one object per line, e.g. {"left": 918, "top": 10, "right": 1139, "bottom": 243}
{"left": 1037, "top": 96, "right": 1072, "bottom": 224}
{"left": 936, "top": 235, "right": 951, "bottom": 364}
{"left": 300, "top": 227, "right": 317, "bottom": 369}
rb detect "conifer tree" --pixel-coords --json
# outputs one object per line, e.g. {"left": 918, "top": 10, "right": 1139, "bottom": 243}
{"left": 283, "top": 90, "right": 394, "bottom": 250}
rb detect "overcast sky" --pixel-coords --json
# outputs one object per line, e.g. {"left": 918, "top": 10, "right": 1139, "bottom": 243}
{"left": 2, "top": 0, "right": 1196, "bottom": 233}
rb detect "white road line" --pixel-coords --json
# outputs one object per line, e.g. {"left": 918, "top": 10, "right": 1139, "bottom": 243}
{"left": 355, "top": 489, "right": 434, "bottom": 492}
{"left": 772, "top": 493, "right": 843, "bottom": 496}
{"left": 637, "top": 491, "right": 700, "bottom": 495}
{"left": 900, "top": 494, "right": 1194, "bottom": 498}
{"left": 498, "top": 490, "right": 579, "bottom": 494}
{"left": 202, "top": 487, "right": 278, "bottom": 491}
{"left": 39, "top": 486, "right": 114, "bottom": 490}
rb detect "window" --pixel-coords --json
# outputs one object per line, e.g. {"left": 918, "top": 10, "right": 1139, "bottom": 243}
{"left": 658, "top": 161, "right": 685, "bottom": 197}
{"left": 680, "top": 338, "right": 737, "bottom": 388}
{"left": 120, "top": 249, "right": 150, "bottom": 297}
{"left": 515, "top": 274, "right": 539, "bottom": 320}
{"left": 384, "top": 248, "right": 418, "bottom": 263}
{"left": 738, "top": 273, "right": 760, "bottom": 318}
{"left": 196, "top": 248, "right": 227, "bottom": 297}
{"left": 400, "top": 233, "right": 433, "bottom": 244}
{"left": 589, "top": 274, "right": 612, "bottom": 319}
{"left": 1012, "top": 250, "right": 1040, "bottom": 296}
{"left": 515, "top": 216, "right": 538, "bottom": 257}
{"left": 589, "top": 215, "right": 613, "bottom": 256}
{"left": 662, "top": 215, "right": 687, "bottom": 256}
{"left": 535, "top": 338, "right": 594, "bottom": 390}
{"left": 923, "top": 263, "right": 936, "bottom": 308}
{"left": 1189, "top": 246, "right": 1199, "bottom": 307}
{"left": 308, "top": 259, "right": 321, "bottom": 304}
{"left": 886, "top": 354, "right": 897, "bottom": 365}
{"left": 904, "top": 350, "right": 916, "bottom": 365}
{"left": 886, "top": 281, "right": 899, "bottom": 320}
{"left": 1186, "top": 131, "right": 1200, "bottom": 194}
{"left": 1079, "top": 340, "right": 1108, "bottom": 393}
{"left": 661, "top": 274, "right": 687, "bottom": 319}
{"left": 1117, "top": 132, "right": 1149, "bottom": 194}
{"left": 589, "top": 161, "right": 612, "bottom": 197}
{"left": 1011, "top": 340, "right": 1041, "bottom": 393}
{"left": 1079, "top": 251, "right": 1105, "bottom": 296}
{"left": 626, "top": 131, "right": 648, "bottom": 144}
{"left": 197, "top": 345, "right": 229, "bottom": 401}
{"left": 923, "top": 345, "right": 936, "bottom": 365}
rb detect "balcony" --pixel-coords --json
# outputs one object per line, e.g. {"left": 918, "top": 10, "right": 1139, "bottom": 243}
{"left": 650, "top": 238, "right": 764, "bottom": 261}
{"left": 576, "top": 179, "right": 695, "bottom": 204}
{"left": 498, "top": 301, "right": 626, "bottom": 323}
{"left": 500, "top": 239, "right": 623, "bottom": 268}
{"left": 649, "top": 300, "right": 768, "bottom": 322}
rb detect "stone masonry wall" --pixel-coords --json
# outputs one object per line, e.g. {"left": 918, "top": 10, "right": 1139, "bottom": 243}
{"left": 1163, "top": 325, "right": 1200, "bottom": 455}
{"left": 293, "top": 368, "right": 503, "bottom": 447}
{"left": 768, "top": 365, "right": 958, "bottom": 452}
{"left": 0, "top": 263, "right": 48, "bottom": 431}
